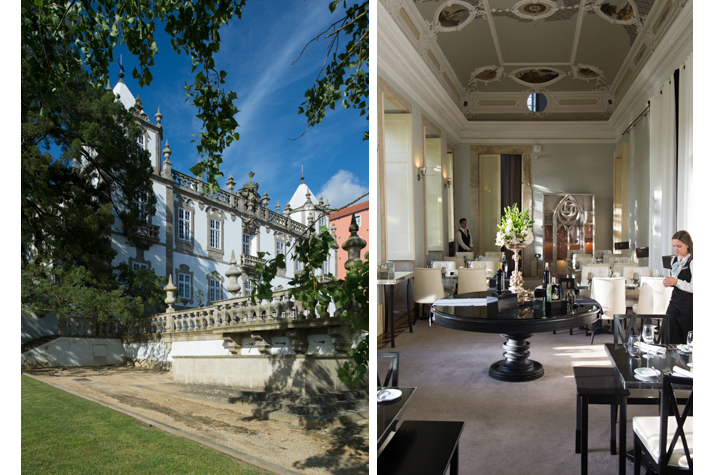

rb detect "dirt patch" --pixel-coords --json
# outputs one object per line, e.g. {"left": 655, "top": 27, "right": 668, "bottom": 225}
{"left": 24, "top": 366, "right": 368, "bottom": 475}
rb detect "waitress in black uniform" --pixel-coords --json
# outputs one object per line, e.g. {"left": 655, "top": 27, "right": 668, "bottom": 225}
{"left": 663, "top": 230, "right": 693, "bottom": 344}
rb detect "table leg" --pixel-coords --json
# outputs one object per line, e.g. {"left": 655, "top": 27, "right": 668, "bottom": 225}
{"left": 450, "top": 443, "right": 459, "bottom": 475}
{"left": 406, "top": 279, "right": 413, "bottom": 332}
{"left": 619, "top": 396, "right": 627, "bottom": 475}
{"left": 581, "top": 395, "right": 588, "bottom": 475}
{"left": 488, "top": 333, "right": 544, "bottom": 382}
{"left": 389, "top": 285, "right": 395, "bottom": 348}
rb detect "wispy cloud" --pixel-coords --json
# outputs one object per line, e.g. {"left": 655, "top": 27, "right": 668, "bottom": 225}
{"left": 318, "top": 170, "right": 368, "bottom": 209}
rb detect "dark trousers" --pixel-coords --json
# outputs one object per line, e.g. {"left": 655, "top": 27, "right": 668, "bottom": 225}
{"left": 667, "top": 298, "right": 693, "bottom": 344}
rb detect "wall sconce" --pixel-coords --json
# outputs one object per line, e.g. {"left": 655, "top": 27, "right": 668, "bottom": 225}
{"left": 444, "top": 178, "right": 452, "bottom": 189}
{"left": 417, "top": 166, "right": 427, "bottom": 181}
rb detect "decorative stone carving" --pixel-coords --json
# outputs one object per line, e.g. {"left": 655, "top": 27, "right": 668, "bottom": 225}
{"left": 225, "top": 251, "right": 242, "bottom": 297}
{"left": 164, "top": 274, "right": 177, "bottom": 312}
{"left": 342, "top": 214, "right": 366, "bottom": 271}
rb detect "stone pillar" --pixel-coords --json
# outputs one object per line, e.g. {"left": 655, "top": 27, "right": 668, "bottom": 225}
{"left": 164, "top": 275, "right": 177, "bottom": 331}
{"left": 225, "top": 251, "right": 242, "bottom": 297}
{"left": 161, "top": 140, "right": 172, "bottom": 179}
{"left": 342, "top": 214, "right": 367, "bottom": 270}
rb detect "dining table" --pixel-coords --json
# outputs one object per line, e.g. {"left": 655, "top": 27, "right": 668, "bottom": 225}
{"left": 377, "top": 272, "right": 414, "bottom": 348}
{"left": 377, "top": 386, "right": 416, "bottom": 452}
{"left": 603, "top": 342, "right": 693, "bottom": 475}
{"left": 431, "top": 292, "right": 600, "bottom": 381}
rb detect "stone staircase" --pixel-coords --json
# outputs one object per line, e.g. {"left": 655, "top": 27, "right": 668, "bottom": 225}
{"left": 171, "top": 383, "right": 368, "bottom": 428}
{"left": 21, "top": 335, "right": 59, "bottom": 354}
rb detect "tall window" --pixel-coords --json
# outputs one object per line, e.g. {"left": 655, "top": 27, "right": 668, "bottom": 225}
{"left": 243, "top": 279, "right": 252, "bottom": 296}
{"left": 136, "top": 191, "right": 149, "bottom": 222}
{"left": 210, "top": 219, "right": 221, "bottom": 249}
{"left": 136, "top": 134, "right": 145, "bottom": 149}
{"left": 178, "top": 208, "right": 191, "bottom": 241}
{"left": 209, "top": 278, "right": 222, "bottom": 302}
{"left": 322, "top": 257, "right": 329, "bottom": 275}
{"left": 319, "top": 217, "right": 326, "bottom": 230}
{"left": 133, "top": 262, "right": 148, "bottom": 271}
{"left": 178, "top": 273, "right": 191, "bottom": 300}
{"left": 276, "top": 240, "right": 285, "bottom": 255}
{"left": 242, "top": 232, "right": 252, "bottom": 255}
{"left": 295, "top": 253, "right": 303, "bottom": 272}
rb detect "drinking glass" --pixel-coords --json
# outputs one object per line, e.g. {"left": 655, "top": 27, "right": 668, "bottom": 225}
{"left": 587, "top": 272, "right": 593, "bottom": 286}
{"left": 633, "top": 272, "right": 640, "bottom": 286}
{"left": 653, "top": 269, "right": 659, "bottom": 277}
{"left": 641, "top": 324, "right": 656, "bottom": 359}
{"left": 687, "top": 331, "right": 693, "bottom": 348}
{"left": 608, "top": 268, "right": 613, "bottom": 277}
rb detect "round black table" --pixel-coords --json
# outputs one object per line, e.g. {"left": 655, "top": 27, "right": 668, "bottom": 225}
{"left": 431, "top": 292, "right": 600, "bottom": 382}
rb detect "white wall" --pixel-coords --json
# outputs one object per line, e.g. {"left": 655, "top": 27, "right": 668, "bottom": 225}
{"left": 530, "top": 143, "right": 616, "bottom": 258}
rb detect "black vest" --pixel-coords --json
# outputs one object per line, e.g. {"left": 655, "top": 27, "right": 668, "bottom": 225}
{"left": 671, "top": 255, "right": 693, "bottom": 304}
{"left": 457, "top": 228, "right": 471, "bottom": 251}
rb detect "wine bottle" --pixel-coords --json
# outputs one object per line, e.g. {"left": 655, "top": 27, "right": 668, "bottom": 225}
{"left": 496, "top": 262, "right": 504, "bottom": 294}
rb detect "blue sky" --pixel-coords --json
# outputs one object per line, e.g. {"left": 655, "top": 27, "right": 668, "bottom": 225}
{"left": 111, "top": 0, "right": 369, "bottom": 210}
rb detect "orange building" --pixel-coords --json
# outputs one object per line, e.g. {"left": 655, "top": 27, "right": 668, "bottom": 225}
{"left": 330, "top": 201, "right": 369, "bottom": 279}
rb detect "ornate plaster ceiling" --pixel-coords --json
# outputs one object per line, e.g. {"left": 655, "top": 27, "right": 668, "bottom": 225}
{"left": 390, "top": 0, "right": 684, "bottom": 121}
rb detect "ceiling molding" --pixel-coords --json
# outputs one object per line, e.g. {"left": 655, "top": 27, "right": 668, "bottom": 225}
{"left": 608, "top": 0, "right": 692, "bottom": 139}
{"left": 459, "top": 120, "right": 617, "bottom": 144}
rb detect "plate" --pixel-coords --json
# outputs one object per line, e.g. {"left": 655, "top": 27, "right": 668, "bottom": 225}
{"left": 634, "top": 367, "right": 660, "bottom": 378}
{"left": 377, "top": 388, "right": 402, "bottom": 403}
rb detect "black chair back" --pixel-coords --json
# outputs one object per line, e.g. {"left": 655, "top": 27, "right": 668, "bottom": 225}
{"left": 659, "top": 375, "right": 693, "bottom": 472}
{"left": 377, "top": 351, "right": 399, "bottom": 388}
{"left": 613, "top": 314, "right": 670, "bottom": 345}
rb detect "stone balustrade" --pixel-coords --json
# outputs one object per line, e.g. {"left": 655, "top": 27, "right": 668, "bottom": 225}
{"left": 239, "top": 253, "right": 266, "bottom": 269}
{"left": 58, "top": 316, "right": 121, "bottom": 338}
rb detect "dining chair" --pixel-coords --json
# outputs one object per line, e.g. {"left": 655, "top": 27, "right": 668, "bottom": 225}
{"left": 484, "top": 251, "right": 503, "bottom": 257}
{"left": 454, "top": 251, "right": 474, "bottom": 261}
{"left": 613, "top": 314, "right": 670, "bottom": 346}
{"left": 443, "top": 256, "right": 464, "bottom": 269}
{"left": 632, "top": 277, "right": 673, "bottom": 315}
{"left": 589, "top": 277, "right": 625, "bottom": 344}
{"left": 621, "top": 266, "right": 652, "bottom": 283}
{"left": 456, "top": 268, "right": 488, "bottom": 294}
{"left": 432, "top": 261, "right": 456, "bottom": 295}
{"left": 595, "top": 249, "right": 613, "bottom": 259}
{"left": 633, "top": 375, "right": 693, "bottom": 474}
{"left": 377, "top": 351, "right": 399, "bottom": 388}
{"left": 573, "top": 253, "right": 593, "bottom": 269}
{"left": 413, "top": 268, "right": 449, "bottom": 320}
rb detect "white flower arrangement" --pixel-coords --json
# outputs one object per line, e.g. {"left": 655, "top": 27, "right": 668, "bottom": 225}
{"left": 495, "top": 204, "right": 534, "bottom": 248}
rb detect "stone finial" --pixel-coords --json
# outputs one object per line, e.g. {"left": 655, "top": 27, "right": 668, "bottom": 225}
{"left": 161, "top": 140, "right": 172, "bottom": 178}
{"left": 155, "top": 106, "right": 163, "bottom": 128}
{"left": 318, "top": 195, "right": 324, "bottom": 207}
{"left": 342, "top": 214, "right": 367, "bottom": 271}
{"left": 276, "top": 200, "right": 281, "bottom": 214}
{"left": 283, "top": 203, "right": 292, "bottom": 218}
{"left": 225, "top": 251, "right": 242, "bottom": 297}
{"left": 261, "top": 192, "right": 270, "bottom": 208}
{"left": 226, "top": 175, "right": 236, "bottom": 193}
{"left": 105, "top": 78, "right": 112, "bottom": 92}
{"left": 164, "top": 274, "right": 178, "bottom": 312}
{"left": 307, "top": 212, "right": 314, "bottom": 227}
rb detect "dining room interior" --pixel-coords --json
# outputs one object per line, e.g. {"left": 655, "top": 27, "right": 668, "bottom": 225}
{"left": 376, "top": 0, "right": 694, "bottom": 474}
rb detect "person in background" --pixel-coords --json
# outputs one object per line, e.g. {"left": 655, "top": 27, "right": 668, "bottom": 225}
{"left": 663, "top": 230, "right": 693, "bottom": 344}
{"left": 456, "top": 218, "right": 472, "bottom": 252}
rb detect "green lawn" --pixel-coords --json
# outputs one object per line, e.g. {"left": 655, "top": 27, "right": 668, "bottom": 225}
{"left": 21, "top": 375, "right": 272, "bottom": 475}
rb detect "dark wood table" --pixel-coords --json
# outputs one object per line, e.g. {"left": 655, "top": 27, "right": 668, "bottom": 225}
{"left": 431, "top": 292, "right": 599, "bottom": 382}
{"left": 377, "top": 387, "right": 416, "bottom": 450}
{"left": 603, "top": 342, "right": 693, "bottom": 475}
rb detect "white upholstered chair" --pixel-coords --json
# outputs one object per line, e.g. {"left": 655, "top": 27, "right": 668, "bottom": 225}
{"left": 443, "top": 256, "right": 465, "bottom": 269}
{"left": 613, "top": 263, "right": 637, "bottom": 278}
{"left": 621, "top": 266, "right": 652, "bottom": 284}
{"left": 455, "top": 251, "right": 474, "bottom": 261}
{"left": 572, "top": 253, "right": 592, "bottom": 269}
{"left": 431, "top": 261, "right": 456, "bottom": 294}
{"left": 484, "top": 251, "right": 503, "bottom": 257}
{"left": 633, "top": 277, "right": 673, "bottom": 315}
{"left": 589, "top": 277, "right": 626, "bottom": 344}
{"left": 457, "top": 268, "right": 488, "bottom": 294}
{"left": 595, "top": 249, "right": 613, "bottom": 259}
{"left": 413, "top": 268, "right": 450, "bottom": 320}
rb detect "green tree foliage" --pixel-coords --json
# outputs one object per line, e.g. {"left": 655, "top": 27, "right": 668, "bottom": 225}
{"left": 296, "top": 1, "right": 369, "bottom": 140}
{"left": 251, "top": 204, "right": 369, "bottom": 387}
{"left": 112, "top": 263, "right": 168, "bottom": 316}
{"left": 21, "top": 0, "right": 246, "bottom": 192}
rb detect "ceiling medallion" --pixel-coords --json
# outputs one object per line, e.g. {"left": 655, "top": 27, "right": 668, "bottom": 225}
{"left": 509, "top": 67, "right": 565, "bottom": 87}
{"left": 594, "top": 0, "right": 637, "bottom": 25}
{"left": 434, "top": 1, "right": 476, "bottom": 32}
{"left": 571, "top": 64, "right": 605, "bottom": 83}
{"left": 467, "top": 65, "right": 505, "bottom": 90}
{"left": 510, "top": 0, "right": 559, "bottom": 21}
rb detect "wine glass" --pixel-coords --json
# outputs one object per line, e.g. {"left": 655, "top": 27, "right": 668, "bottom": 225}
{"left": 641, "top": 324, "right": 656, "bottom": 359}
{"left": 608, "top": 267, "right": 613, "bottom": 277}
{"left": 653, "top": 269, "right": 659, "bottom": 277}
{"left": 633, "top": 272, "right": 640, "bottom": 286}
{"left": 587, "top": 272, "right": 593, "bottom": 286}
{"left": 687, "top": 331, "right": 693, "bottom": 348}
{"left": 628, "top": 334, "right": 640, "bottom": 357}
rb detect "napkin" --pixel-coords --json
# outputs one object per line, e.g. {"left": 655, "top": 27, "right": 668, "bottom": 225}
{"left": 634, "top": 341, "right": 667, "bottom": 355}
{"left": 432, "top": 297, "right": 494, "bottom": 307}
{"left": 672, "top": 366, "right": 693, "bottom": 378}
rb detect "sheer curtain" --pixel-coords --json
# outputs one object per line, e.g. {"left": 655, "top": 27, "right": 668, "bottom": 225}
{"left": 648, "top": 77, "right": 677, "bottom": 271}
{"left": 677, "top": 53, "right": 693, "bottom": 236}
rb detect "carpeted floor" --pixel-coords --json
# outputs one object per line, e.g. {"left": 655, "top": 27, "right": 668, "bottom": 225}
{"left": 377, "top": 313, "right": 657, "bottom": 474}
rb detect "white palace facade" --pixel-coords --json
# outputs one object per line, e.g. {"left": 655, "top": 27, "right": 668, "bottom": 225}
{"left": 109, "top": 75, "right": 336, "bottom": 309}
